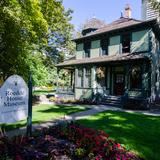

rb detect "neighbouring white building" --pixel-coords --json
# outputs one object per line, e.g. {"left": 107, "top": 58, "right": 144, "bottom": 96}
{"left": 142, "top": 0, "right": 160, "bottom": 20}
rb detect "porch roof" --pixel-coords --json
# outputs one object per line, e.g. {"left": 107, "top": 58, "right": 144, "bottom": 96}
{"left": 56, "top": 53, "right": 149, "bottom": 68}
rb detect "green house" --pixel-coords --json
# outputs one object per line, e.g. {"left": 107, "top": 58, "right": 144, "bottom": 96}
{"left": 56, "top": 9, "right": 160, "bottom": 109}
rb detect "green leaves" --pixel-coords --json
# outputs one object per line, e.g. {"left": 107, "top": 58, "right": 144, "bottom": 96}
{"left": 0, "top": 0, "right": 74, "bottom": 86}
{"left": 149, "top": 0, "right": 160, "bottom": 12}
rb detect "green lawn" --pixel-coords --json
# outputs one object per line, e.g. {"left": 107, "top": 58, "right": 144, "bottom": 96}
{"left": 77, "top": 111, "right": 160, "bottom": 160}
{"left": 1, "top": 104, "right": 88, "bottom": 131}
{"left": 33, "top": 89, "right": 54, "bottom": 96}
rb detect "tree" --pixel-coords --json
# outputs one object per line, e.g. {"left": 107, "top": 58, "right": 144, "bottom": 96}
{"left": 0, "top": 0, "right": 74, "bottom": 86}
{"left": 74, "top": 17, "right": 106, "bottom": 38}
{"left": 41, "top": 0, "right": 75, "bottom": 63}
{"left": 0, "top": 0, "right": 48, "bottom": 81}
{"left": 149, "top": 0, "right": 160, "bottom": 12}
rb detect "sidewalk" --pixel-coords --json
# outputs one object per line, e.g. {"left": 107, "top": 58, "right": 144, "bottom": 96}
{"left": 6, "top": 104, "right": 160, "bottom": 137}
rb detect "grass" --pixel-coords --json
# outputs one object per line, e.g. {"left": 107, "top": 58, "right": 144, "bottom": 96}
{"left": 1, "top": 104, "right": 88, "bottom": 131}
{"left": 33, "top": 89, "right": 54, "bottom": 96}
{"left": 77, "top": 111, "right": 160, "bottom": 160}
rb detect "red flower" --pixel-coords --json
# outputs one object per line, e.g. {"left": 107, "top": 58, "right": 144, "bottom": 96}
{"left": 15, "top": 154, "right": 23, "bottom": 160}
{"left": 116, "top": 143, "right": 121, "bottom": 149}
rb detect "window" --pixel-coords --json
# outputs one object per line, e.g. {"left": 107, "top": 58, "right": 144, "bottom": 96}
{"left": 130, "top": 66, "right": 142, "bottom": 89}
{"left": 84, "top": 41, "right": 91, "bottom": 58}
{"left": 76, "top": 43, "right": 83, "bottom": 51}
{"left": 122, "top": 34, "right": 130, "bottom": 53}
{"left": 101, "top": 38, "right": 108, "bottom": 55}
{"left": 85, "top": 68, "right": 91, "bottom": 87}
{"left": 116, "top": 74, "right": 124, "bottom": 83}
{"left": 78, "top": 69, "right": 83, "bottom": 87}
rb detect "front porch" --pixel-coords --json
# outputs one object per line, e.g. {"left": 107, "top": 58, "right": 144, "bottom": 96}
{"left": 71, "top": 61, "right": 150, "bottom": 108}
{"left": 56, "top": 54, "right": 152, "bottom": 109}
{"left": 75, "top": 61, "right": 150, "bottom": 98}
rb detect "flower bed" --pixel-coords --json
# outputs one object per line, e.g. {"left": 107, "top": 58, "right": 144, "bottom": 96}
{"left": 0, "top": 123, "right": 143, "bottom": 160}
{"left": 49, "top": 96, "right": 97, "bottom": 105}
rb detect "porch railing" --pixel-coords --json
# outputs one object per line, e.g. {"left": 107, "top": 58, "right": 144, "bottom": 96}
{"left": 95, "top": 87, "right": 110, "bottom": 95}
{"left": 56, "top": 86, "right": 74, "bottom": 94}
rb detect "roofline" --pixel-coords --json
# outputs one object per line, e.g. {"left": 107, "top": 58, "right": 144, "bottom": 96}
{"left": 56, "top": 58, "right": 149, "bottom": 68}
{"left": 56, "top": 53, "right": 150, "bottom": 68}
{"left": 73, "top": 18, "right": 158, "bottom": 42}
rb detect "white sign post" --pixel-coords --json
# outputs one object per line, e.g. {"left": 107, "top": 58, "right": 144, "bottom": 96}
{"left": 0, "top": 75, "right": 28, "bottom": 123}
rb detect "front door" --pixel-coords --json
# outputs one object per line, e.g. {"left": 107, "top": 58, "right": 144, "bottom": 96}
{"left": 114, "top": 73, "right": 125, "bottom": 96}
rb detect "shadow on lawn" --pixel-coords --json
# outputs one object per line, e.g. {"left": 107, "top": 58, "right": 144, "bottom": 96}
{"left": 77, "top": 111, "right": 160, "bottom": 160}
{"left": 37, "top": 105, "right": 87, "bottom": 114}
{"left": 1, "top": 105, "right": 87, "bottom": 132}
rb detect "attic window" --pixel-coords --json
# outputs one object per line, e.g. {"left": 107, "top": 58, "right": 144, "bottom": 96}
{"left": 82, "top": 28, "right": 97, "bottom": 36}
{"left": 122, "top": 34, "right": 130, "bottom": 53}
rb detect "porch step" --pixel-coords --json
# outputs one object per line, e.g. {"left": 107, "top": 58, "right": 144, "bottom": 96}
{"left": 101, "top": 96, "right": 123, "bottom": 107}
{"left": 104, "top": 95, "right": 122, "bottom": 100}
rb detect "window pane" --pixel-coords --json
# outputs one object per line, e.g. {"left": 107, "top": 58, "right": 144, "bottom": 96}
{"left": 84, "top": 41, "right": 91, "bottom": 57}
{"left": 78, "top": 69, "right": 83, "bottom": 87}
{"left": 122, "top": 34, "right": 130, "bottom": 53}
{"left": 85, "top": 68, "right": 91, "bottom": 87}
{"left": 101, "top": 39, "right": 108, "bottom": 55}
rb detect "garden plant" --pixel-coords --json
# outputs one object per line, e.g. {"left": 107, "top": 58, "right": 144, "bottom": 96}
{"left": 0, "top": 123, "right": 143, "bottom": 160}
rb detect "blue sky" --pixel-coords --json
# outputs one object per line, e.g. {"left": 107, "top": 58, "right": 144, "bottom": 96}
{"left": 63, "top": 0, "right": 142, "bottom": 29}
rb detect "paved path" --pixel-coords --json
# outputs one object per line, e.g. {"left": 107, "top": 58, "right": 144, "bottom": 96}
{"left": 5, "top": 104, "right": 160, "bottom": 137}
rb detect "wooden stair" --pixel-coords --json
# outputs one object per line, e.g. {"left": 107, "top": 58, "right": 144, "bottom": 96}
{"left": 101, "top": 95, "right": 123, "bottom": 107}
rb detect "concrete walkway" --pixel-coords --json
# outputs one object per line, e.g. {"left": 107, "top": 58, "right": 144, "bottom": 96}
{"left": 6, "top": 104, "right": 160, "bottom": 137}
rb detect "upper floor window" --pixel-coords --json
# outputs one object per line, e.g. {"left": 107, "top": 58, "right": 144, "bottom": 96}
{"left": 101, "top": 38, "right": 108, "bottom": 56}
{"left": 84, "top": 41, "right": 91, "bottom": 58}
{"left": 122, "top": 34, "right": 130, "bottom": 53}
{"left": 76, "top": 43, "right": 83, "bottom": 51}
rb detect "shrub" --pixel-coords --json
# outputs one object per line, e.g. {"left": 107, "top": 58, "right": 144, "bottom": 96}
{"left": 0, "top": 123, "right": 143, "bottom": 160}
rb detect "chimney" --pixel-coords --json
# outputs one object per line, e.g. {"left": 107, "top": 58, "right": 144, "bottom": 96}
{"left": 124, "top": 4, "right": 132, "bottom": 18}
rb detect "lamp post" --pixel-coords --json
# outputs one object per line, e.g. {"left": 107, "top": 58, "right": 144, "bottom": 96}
{"left": 26, "top": 72, "right": 33, "bottom": 136}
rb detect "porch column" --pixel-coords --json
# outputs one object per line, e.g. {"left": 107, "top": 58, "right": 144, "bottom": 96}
{"left": 107, "top": 67, "right": 110, "bottom": 94}
{"left": 142, "top": 62, "right": 148, "bottom": 98}
{"left": 74, "top": 68, "right": 78, "bottom": 99}
{"left": 83, "top": 68, "right": 86, "bottom": 88}
{"left": 70, "top": 71, "right": 73, "bottom": 86}
{"left": 150, "top": 60, "right": 156, "bottom": 101}
{"left": 91, "top": 66, "right": 96, "bottom": 94}
{"left": 124, "top": 64, "right": 130, "bottom": 96}
{"left": 155, "top": 68, "right": 160, "bottom": 98}
{"left": 75, "top": 68, "right": 78, "bottom": 87}
{"left": 70, "top": 70, "right": 73, "bottom": 89}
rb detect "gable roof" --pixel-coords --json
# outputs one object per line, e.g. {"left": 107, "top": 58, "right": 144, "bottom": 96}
{"left": 74, "top": 17, "right": 158, "bottom": 41}
{"left": 88, "top": 17, "right": 141, "bottom": 35}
